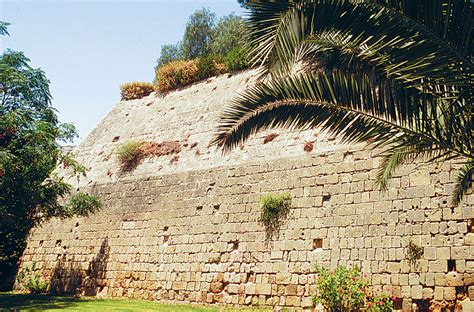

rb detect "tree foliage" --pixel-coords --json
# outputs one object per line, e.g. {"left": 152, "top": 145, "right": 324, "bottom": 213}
{"left": 182, "top": 8, "right": 217, "bottom": 60}
{"left": 214, "top": 0, "right": 473, "bottom": 205}
{"left": 156, "top": 43, "right": 183, "bottom": 68}
{"left": 210, "top": 13, "right": 249, "bottom": 56}
{"left": 155, "top": 8, "right": 251, "bottom": 74}
{"left": 0, "top": 23, "right": 102, "bottom": 290}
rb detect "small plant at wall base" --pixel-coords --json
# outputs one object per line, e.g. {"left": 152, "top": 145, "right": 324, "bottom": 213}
{"left": 16, "top": 263, "right": 49, "bottom": 294}
{"left": 406, "top": 240, "right": 424, "bottom": 266}
{"left": 116, "top": 141, "right": 144, "bottom": 171}
{"left": 313, "top": 265, "right": 393, "bottom": 312}
{"left": 259, "top": 193, "right": 291, "bottom": 238}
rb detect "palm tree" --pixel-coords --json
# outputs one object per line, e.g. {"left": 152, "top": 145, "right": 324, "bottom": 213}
{"left": 214, "top": 0, "right": 473, "bottom": 205}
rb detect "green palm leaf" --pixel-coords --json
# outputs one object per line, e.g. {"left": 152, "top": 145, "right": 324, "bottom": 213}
{"left": 453, "top": 160, "right": 473, "bottom": 206}
{"left": 248, "top": 0, "right": 473, "bottom": 93}
{"left": 217, "top": 0, "right": 473, "bottom": 205}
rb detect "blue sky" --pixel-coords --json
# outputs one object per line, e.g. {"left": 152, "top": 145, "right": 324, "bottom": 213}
{"left": 0, "top": 0, "right": 244, "bottom": 143}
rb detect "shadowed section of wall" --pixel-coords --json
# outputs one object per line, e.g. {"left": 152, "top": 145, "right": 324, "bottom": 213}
{"left": 19, "top": 71, "right": 474, "bottom": 310}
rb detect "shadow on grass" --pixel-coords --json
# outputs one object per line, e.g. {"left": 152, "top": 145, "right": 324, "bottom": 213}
{"left": 0, "top": 293, "right": 81, "bottom": 310}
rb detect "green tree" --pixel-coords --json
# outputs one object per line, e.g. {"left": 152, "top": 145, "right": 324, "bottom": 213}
{"left": 181, "top": 8, "right": 216, "bottom": 59}
{"left": 210, "top": 14, "right": 249, "bottom": 56}
{"left": 0, "top": 22, "right": 101, "bottom": 290}
{"left": 214, "top": 0, "right": 473, "bottom": 205}
{"left": 156, "top": 43, "right": 182, "bottom": 67}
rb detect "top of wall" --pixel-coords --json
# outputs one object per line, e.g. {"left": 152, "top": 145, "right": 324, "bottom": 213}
{"left": 67, "top": 70, "right": 354, "bottom": 188}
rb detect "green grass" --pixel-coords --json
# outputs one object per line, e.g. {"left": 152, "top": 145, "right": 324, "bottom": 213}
{"left": 0, "top": 292, "right": 270, "bottom": 311}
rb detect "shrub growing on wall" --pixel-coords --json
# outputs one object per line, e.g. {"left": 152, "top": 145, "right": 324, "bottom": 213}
{"left": 116, "top": 141, "right": 145, "bottom": 171}
{"left": 155, "top": 57, "right": 227, "bottom": 93}
{"left": 120, "top": 82, "right": 155, "bottom": 101}
{"left": 196, "top": 55, "right": 227, "bottom": 80}
{"left": 313, "top": 265, "right": 394, "bottom": 312}
{"left": 155, "top": 60, "right": 200, "bottom": 93}
{"left": 224, "top": 46, "right": 250, "bottom": 71}
{"left": 259, "top": 193, "right": 291, "bottom": 238}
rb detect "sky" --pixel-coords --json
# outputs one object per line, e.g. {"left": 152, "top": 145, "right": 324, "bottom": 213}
{"left": 0, "top": 0, "right": 244, "bottom": 144}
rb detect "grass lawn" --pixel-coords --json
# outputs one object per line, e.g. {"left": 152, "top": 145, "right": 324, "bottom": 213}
{"left": 0, "top": 292, "right": 270, "bottom": 311}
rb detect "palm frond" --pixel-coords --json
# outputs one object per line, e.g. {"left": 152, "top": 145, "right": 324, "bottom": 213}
{"left": 214, "top": 71, "right": 470, "bottom": 157}
{"left": 375, "top": 138, "right": 455, "bottom": 189}
{"left": 373, "top": 0, "right": 474, "bottom": 57}
{"left": 247, "top": 0, "right": 473, "bottom": 93}
{"left": 452, "top": 159, "right": 473, "bottom": 206}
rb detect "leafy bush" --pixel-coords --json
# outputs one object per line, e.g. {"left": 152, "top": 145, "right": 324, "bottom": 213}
{"left": 68, "top": 193, "right": 102, "bottom": 217}
{"left": 224, "top": 46, "right": 250, "bottom": 71}
{"left": 259, "top": 193, "right": 291, "bottom": 236}
{"left": 196, "top": 55, "right": 227, "bottom": 80}
{"left": 16, "top": 263, "right": 48, "bottom": 294}
{"left": 120, "top": 82, "right": 155, "bottom": 101}
{"left": 155, "top": 60, "right": 199, "bottom": 93}
{"left": 116, "top": 141, "right": 145, "bottom": 171}
{"left": 313, "top": 265, "right": 394, "bottom": 312}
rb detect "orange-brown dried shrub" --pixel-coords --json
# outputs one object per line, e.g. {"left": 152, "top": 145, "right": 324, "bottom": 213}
{"left": 155, "top": 57, "right": 227, "bottom": 93}
{"left": 155, "top": 59, "right": 200, "bottom": 93}
{"left": 120, "top": 82, "right": 155, "bottom": 101}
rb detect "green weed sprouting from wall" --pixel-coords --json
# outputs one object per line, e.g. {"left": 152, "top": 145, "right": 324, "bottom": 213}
{"left": 116, "top": 141, "right": 145, "bottom": 172}
{"left": 406, "top": 240, "right": 424, "bottom": 266}
{"left": 259, "top": 193, "right": 291, "bottom": 239}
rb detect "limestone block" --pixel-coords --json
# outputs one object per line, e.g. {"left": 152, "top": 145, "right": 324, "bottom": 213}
{"left": 285, "top": 296, "right": 300, "bottom": 306}
{"left": 445, "top": 272, "right": 463, "bottom": 286}
{"left": 255, "top": 284, "right": 271, "bottom": 295}
{"left": 469, "top": 286, "right": 474, "bottom": 300}
{"left": 466, "top": 233, "right": 474, "bottom": 246}
{"left": 411, "top": 285, "right": 422, "bottom": 299}
{"left": 444, "top": 287, "right": 456, "bottom": 301}
{"left": 450, "top": 246, "right": 469, "bottom": 260}
{"left": 462, "top": 300, "right": 474, "bottom": 312}
{"left": 422, "top": 287, "right": 433, "bottom": 300}
{"left": 434, "top": 287, "right": 444, "bottom": 300}
{"left": 245, "top": 284, "right": 256, "bottom": 295}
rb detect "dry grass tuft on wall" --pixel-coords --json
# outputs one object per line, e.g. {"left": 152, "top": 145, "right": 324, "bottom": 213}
{"left": 116, "top": 140, "right": 182, "bottom": 172}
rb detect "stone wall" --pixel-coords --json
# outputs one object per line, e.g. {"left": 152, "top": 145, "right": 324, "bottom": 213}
{"left": 19, "top": 70, "right": 473, "bottom": 311}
